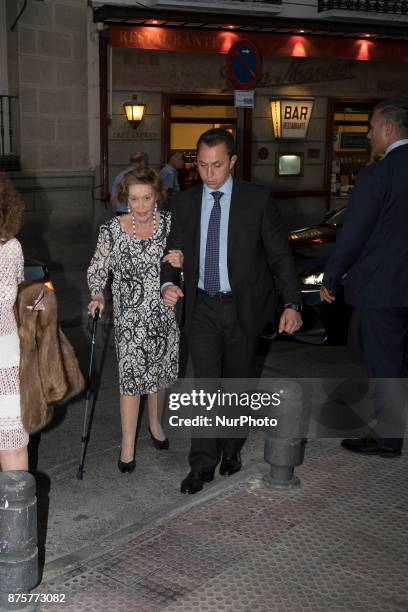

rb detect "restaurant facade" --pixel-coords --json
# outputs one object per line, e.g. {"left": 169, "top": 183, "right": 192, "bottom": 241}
{"left": 1, "top": 0, "right": 407, "bottom": 287}
{"left": 98, "top": 11, "right": 408, "bottom": 228}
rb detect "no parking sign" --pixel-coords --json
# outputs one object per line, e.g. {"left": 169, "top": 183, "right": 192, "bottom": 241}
{"left": 226, "top": 40, "right": 262, "bottom": 90}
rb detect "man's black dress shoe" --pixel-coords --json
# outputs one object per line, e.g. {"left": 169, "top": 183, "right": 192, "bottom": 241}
{"left": 341, "top": 438, "right": 402, "bottom": 458}
{"left": 219, "top": 453, "right": 242, "bottom": 476}
{"left": 180, "top": 470, "right": 214, "bottom": 494}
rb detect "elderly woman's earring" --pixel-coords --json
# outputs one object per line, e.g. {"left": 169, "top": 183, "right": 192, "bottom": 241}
{"left": 127, "top": 203, "right": 136, "bottom": 238}
{"left": 128, "top": 203, "right": 136, "bottom": 238}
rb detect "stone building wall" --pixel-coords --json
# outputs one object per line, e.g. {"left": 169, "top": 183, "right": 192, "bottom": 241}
{"left": 16, "top": 0, "right": 89, "bottom": 172}
{"left": 4, "top": 0, "right": 101, "bottom": 324}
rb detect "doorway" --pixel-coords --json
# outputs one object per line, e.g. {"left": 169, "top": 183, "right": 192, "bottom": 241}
{"left": 162, "top": 94, "right": 251, "bottom": 186}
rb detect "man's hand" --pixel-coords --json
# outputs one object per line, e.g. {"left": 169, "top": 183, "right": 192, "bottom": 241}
{"left": 278, "top": 308, "right": 303, "bottom": 335}
{"left": 162, "top": 284, "right": 184, "bottom": 307}
{"left": 320, "top": 286, "right": 336, "bottom": 303}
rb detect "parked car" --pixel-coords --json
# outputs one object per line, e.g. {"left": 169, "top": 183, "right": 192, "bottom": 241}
{"left": 264, "top": 207, "right": 361, "bottom": 349}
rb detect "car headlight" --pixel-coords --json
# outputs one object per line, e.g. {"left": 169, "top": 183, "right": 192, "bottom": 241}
{"left": 302, "top": 272, "right": 324, "bottom": 285}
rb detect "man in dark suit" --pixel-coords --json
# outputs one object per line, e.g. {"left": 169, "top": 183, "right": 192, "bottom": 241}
{"left": 161, "top": 128, "right": 302, "bottom": 494}
{"left": 321, "top": 97, "right": 408, "bottom": 457}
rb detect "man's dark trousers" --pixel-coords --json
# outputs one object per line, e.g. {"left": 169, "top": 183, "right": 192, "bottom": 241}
{"left": 188, "top": 290, "right": 257, "bottom": 473}
{"left": 360, "top": 308, "right": 408, "bottom": 450}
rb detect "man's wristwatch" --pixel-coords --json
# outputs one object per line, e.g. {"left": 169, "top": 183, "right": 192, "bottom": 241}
{"left": 284, "top": 303, "right": 302, "bottom": 312}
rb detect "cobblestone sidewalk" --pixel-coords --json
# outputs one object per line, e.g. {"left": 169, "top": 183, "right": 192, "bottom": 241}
{"left": 35, "top": 440, "right": 408, "bottom": 612}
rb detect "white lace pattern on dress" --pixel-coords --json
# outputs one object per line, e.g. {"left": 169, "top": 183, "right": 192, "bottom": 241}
{"left": 0, "top": 238, "right": 29, "bottom": 450}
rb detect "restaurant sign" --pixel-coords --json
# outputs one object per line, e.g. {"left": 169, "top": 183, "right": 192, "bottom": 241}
{"left": 271, "top": 99, "right": 314, "bottom": 140}
{"left": 108, "top": 26, "right": 408, "bottom": 63}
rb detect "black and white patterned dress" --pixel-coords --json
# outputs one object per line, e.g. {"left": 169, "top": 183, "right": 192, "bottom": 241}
{"left": 87, "top": 211, "right": 179, "bottom": 395}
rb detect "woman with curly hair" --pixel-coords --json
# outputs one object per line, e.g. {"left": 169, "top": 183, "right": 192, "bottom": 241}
{"left": 0, "top": 172, "right": 29, "bottom": 470}
{"left": 87, "top": 168, "right": 182, "bottom": 473}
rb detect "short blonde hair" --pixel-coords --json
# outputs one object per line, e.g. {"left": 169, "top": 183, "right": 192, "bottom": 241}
{"left": 117, "top": 167, "right": 167, "bottom": 205}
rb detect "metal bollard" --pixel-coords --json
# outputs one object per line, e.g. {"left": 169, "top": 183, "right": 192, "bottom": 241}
{"left": 264, "top": 380, "right": 309, "bottom": 488}
{"left": 0, "top": 471, "right": 38, "bottom": 611}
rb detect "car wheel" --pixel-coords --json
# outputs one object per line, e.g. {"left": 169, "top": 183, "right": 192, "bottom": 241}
{"left": 347, "top": 309, "right": 363, "bottom": 356}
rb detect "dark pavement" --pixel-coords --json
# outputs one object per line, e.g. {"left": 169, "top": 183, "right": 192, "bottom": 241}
{"left": 19, "top": 316, "right": 408, "bottom": 612}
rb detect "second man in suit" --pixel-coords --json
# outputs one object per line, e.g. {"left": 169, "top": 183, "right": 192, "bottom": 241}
{"left": 321, "top": 97, "right": 408, "bottom": 457}
{"left": 161, "top": 128, "right": 302, "bottom": 494}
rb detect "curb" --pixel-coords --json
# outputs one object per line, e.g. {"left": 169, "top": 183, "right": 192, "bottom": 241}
{"left": 40, "top": 461, "right": 267, "bottom": 584}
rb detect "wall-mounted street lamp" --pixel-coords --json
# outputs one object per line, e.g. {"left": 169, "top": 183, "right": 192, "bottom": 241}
{"left": 123, "top": 95, "right": 146, "bottom": 129}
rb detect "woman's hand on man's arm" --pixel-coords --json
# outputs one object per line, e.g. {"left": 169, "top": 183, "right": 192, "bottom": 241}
{"left": 162, "top": 249, "right": 184, "bottom": 269}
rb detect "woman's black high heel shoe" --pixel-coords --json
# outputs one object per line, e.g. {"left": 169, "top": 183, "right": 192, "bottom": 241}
{"left": 118, "top": 450, "right": 136, "bottom": 473}
{"left": 148, "top": 427, "right": 169, "bottom": 450}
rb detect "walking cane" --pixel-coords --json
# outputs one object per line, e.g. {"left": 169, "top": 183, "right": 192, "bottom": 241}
{"left": 76, "top": 308, "right": 100, "bottom": 480}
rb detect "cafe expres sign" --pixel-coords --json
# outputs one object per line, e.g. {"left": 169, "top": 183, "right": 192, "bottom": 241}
{"left": 271, "top": 99, "right": 314, "bottom": 140}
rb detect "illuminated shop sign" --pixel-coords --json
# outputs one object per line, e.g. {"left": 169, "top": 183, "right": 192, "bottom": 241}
{"left": 270, "top": 99, "right": 314, "bottom": 139}
{"left": 108, "top": 26, "right": 408, "bottom": 63}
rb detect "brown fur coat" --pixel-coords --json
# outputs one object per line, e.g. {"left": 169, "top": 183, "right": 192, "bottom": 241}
{"left": 15, "top": 281, "right": 85, "bottom": 434}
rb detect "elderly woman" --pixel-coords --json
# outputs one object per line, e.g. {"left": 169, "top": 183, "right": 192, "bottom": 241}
{"left": 87, "top": 168, "right": 182, "bottom": 473}
{"left": 0, "top": 173, "right": 29, "bottom": 471}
